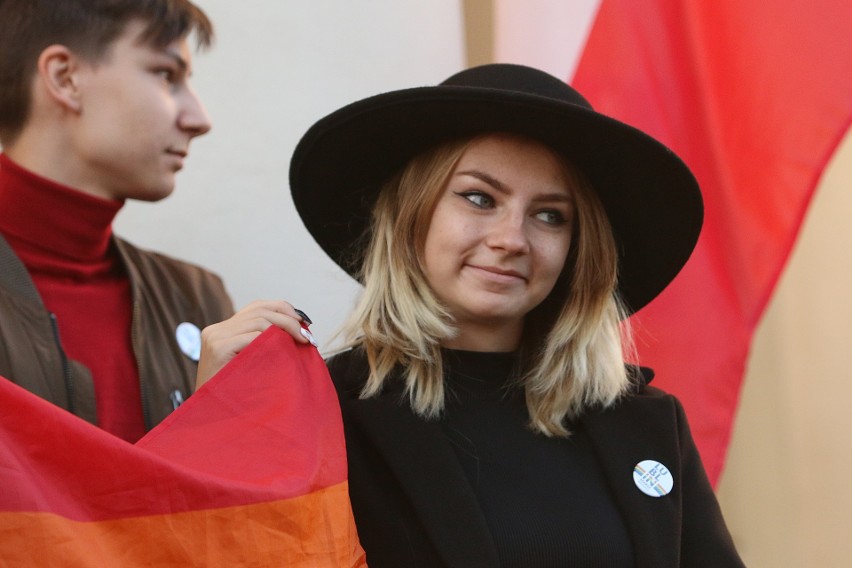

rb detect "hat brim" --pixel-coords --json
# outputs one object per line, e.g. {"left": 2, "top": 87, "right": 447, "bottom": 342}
{"left": 290, "top": 85, "right": 702, "bottom": 314}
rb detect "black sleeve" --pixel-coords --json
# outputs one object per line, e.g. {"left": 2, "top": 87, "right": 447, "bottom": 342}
{"left": 674, "top": 396, "right": 746, "bottom": 567}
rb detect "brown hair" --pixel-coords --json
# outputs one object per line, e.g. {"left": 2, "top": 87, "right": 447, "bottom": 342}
{"left": 0, "top": 0, "right": 213, "bottom": 144}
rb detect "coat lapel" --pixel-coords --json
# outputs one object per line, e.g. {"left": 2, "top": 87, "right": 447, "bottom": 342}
{"left": 335, "top": 351, "right": 684, "bottom": 567}
{"left": 345, "top": 393, "right": 500, "bottom": 568}
{"left": 581, "top": 390, "right": 682, "bottom": 568}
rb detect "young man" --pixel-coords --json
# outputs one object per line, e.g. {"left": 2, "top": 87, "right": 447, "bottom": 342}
{"left": 0, "top": 0, "right": 305, "bottom": 442}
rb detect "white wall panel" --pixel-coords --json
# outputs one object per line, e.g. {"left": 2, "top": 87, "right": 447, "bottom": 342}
{"left": 115, "top": 1, "right": 465, "bottom": 346}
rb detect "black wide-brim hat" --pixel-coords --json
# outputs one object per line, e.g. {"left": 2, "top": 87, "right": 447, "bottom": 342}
{"left": 290, "top": 63, "right": 702, "bottom": 314}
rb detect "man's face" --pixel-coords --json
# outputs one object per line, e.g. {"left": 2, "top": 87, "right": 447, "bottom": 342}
{"left": 68, "top": 20, "right": 211, "bottom": 201}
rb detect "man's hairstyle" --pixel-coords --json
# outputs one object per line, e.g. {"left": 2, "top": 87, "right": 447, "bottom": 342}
{"left": 335, "top": 134, "right": 635, "bottom": 437}
{"left": 0, "top": 0, "right": 213, "bottom": 144}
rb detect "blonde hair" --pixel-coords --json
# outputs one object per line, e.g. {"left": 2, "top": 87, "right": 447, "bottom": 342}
{"left": 336, "top": 134, "right": 635, "bottom": 436}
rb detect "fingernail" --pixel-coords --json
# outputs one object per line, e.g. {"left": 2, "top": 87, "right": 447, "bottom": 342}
{"left": 300, "top": 327, "right": 318, "bottom": 347}
{"left": 294, "top": 308, "right": 312, "bottom": 325}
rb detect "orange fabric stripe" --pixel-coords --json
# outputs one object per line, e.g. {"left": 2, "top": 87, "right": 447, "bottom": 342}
{"left": 0, "top": 482, "right": 366, "bottom": 567}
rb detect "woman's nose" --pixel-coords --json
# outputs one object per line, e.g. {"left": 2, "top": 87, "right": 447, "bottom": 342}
{"left": 486, "top": 212, "right": 530, "bottom": 254}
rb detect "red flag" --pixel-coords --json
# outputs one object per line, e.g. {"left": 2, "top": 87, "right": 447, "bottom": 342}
{"left": 0, "top": 327, "right": 366, "bottom": 566}
{"left": 573, "top": 0, "right": 852, "bottom": 483}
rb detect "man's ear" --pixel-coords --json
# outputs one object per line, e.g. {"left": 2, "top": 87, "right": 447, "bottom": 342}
{"left": 37, "top": 45, "right": 84, "bottom": 113}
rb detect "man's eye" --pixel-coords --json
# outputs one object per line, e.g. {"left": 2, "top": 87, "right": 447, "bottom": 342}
{"left": 458, "top": 191, "right": 494, "bottom": 208}
{"left": 155, "top": 69, "right": 176, "bottom": 82}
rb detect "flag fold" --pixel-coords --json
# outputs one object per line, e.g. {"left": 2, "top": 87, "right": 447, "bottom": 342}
{"left": 0, "top": 326, "right": 366, "bottom": 567}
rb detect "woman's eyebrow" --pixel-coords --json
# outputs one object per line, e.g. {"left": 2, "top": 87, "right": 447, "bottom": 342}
{"left": 456, "top": 170, "right": 508, "bottom": 193}
{"left": 533, "top": 192, "right": 573, "bottom": 204}
{"left": 456, "top": 169, "right": 572, "bottom": 203}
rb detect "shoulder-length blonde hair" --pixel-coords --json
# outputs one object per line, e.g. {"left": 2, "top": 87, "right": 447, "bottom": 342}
{"left": 335, "top": 134, "right": 635, "bottom": 436}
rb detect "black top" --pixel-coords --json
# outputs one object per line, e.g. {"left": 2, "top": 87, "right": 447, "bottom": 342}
{"left": 440, "top": 349, "right": 634, "bottom": 568}
{"left": 328, "top": 347, "right": 745, "bottom": 567}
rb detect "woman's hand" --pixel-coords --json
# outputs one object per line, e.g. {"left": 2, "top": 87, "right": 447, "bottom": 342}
{"left": 195, "top": 300, "right": 315, "bottom": 390}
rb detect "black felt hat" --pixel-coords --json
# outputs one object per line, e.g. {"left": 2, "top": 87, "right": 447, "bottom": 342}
{"left": 289, "top": 63, "right": 702, "bottom": 314}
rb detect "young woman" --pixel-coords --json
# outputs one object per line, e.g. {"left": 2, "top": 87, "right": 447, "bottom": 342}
{"left": 289, "top": 64, "right": 744, "bottom": 568}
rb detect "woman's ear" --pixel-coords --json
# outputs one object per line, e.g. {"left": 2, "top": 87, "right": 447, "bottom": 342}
{"left": 37, "top": 45, "right": 83, "bottom": 113}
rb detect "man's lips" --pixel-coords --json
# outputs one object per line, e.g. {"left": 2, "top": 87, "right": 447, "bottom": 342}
{"left": 165, "top": 149, "right": 188, "bottom": 170}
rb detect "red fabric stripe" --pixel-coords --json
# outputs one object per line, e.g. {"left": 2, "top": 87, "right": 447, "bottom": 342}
{"left": 573, "top": 0, "right": 852, "bottom": 483}
{"left": 0, "top": 327, "right": 347, "bottom": 521}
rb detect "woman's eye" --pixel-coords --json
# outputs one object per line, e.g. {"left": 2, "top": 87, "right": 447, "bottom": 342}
{"left": 458, "top": 191, "right": 494, "bottom": 208}
{"left": 535, "top": 210, "right": 567, "bottom": 225}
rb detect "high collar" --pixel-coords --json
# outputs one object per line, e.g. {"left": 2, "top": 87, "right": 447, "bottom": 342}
{"left": 0, "top": 154, "right": 123, "bottom": 265}
{"left": 443, "top": 349, "right": 517, "bottom": 380}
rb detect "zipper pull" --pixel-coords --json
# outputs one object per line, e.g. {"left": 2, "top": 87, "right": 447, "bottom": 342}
{"left": 169, "top": 389, "right": 185, "bottom": 411}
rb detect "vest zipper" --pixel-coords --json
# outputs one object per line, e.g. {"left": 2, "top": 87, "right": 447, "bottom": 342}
{"left": 131, "top": 299, "right": 153, "bottom": 430}
{"left": 48, "top": 313, "right": 75, "bottom": 414}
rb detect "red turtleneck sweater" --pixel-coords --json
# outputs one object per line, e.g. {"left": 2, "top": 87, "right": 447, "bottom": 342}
{"left": 0, "top": 154, "right": 146, "bottom": 442}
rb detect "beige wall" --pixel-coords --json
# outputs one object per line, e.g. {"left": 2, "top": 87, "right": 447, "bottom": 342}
{"left": 717, "top": 131, "right": 852, "bottom": 568}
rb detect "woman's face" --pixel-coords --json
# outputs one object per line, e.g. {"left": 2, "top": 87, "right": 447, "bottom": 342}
{"left": 421, "top": 134, "right": 574, "bottom": 351}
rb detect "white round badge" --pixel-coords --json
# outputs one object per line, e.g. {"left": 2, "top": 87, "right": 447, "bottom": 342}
{"left": 633, "top": 460, "right": 674, "bottom": 498}
{"left": 175, "top": 322, "right": 202, "bottom": 362}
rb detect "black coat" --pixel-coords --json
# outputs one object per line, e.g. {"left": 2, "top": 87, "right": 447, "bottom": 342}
{"left": 328, "top": 350, "right": 745, "bottom": 568}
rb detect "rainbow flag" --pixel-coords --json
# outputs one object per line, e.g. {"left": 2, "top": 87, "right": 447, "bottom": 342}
{"left": 0, "top": 327, "right": 366, "bottom": 566}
